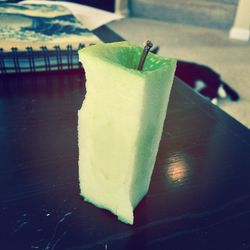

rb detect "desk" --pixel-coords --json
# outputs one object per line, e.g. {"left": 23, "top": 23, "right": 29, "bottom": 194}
{"left": 0, "top": 67, "right": 250, "bottom": 249}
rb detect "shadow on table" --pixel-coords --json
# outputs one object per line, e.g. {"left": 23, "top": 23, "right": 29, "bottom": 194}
{"left": 0, "top": 69, "right": 85, "bottom": 102}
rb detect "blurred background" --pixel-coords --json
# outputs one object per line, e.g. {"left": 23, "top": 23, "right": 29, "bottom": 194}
{"left": 109, "top": 0, "right": 250, "bottom": 128}
{"left": 1, "top": 0, "right": 249, "bottom": 128}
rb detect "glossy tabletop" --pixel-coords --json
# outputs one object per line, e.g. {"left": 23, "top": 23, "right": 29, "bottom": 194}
{"left": 0, "top": 68, "right": 250, "bottom": 250}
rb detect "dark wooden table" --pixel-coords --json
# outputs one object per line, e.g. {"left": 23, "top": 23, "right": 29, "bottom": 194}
{"left": 1, "top": 26, "right": 250, "bottom": 250}
{"left": 0, "top": 67, "right": 250, "bottom": 250}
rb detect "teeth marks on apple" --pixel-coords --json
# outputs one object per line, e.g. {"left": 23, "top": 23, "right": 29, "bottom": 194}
{"left": 78, "top": 41, "right": 176, "bottom": 225}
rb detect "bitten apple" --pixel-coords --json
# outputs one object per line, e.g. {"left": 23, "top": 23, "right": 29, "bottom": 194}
{"left": 78, "top": 41, "right": 176, "bottom": 224}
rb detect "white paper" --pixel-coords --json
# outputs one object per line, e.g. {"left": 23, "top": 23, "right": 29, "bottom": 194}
{"left": 19, "top": 0, "right": 124, "bottom": 30}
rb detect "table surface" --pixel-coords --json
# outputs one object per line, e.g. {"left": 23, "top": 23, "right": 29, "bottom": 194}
{"left": 0, "top": 67, "right": 250, "bottom": 250}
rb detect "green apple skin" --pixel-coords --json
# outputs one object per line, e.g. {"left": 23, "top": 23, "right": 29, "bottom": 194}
{"left": 78, "top": 42, "right": 176, "bottom": 224}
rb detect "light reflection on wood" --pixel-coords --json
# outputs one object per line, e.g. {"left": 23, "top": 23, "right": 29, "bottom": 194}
{"left": 166, "top": 154, "right": 190, "bottom": 187}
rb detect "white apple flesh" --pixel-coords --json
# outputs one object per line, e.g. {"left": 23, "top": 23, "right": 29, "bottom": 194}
{"left": 78, "top": 42, "right": 176, "bottom": 224}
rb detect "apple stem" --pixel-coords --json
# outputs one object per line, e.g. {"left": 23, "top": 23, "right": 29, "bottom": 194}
{"left": 137, "top": 40, "right": 153, "bottom": 71}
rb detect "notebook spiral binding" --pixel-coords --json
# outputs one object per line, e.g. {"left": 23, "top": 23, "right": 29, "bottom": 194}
{"left": 0, "top": 43, "right": 88, "bottom": 74}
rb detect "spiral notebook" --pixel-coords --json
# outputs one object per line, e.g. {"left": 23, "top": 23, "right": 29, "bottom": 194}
{"left": 0, "top": 3, "right": 101, "bottom": 74}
